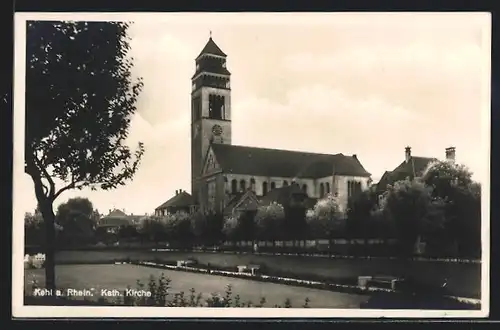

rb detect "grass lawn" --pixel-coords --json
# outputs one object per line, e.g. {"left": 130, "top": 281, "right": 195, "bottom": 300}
{"left": 54, "top": 250, "right": 482, "bottom": 298}
{"left": 24, "top": 264, "right": 369, "bottom": 308}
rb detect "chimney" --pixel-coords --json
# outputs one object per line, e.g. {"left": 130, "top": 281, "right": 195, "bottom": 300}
{"left": 445, "top": 147, "right": 456, "bottom": 163}
{"left": 175, "top": 190, "right": 179, "bottom": 195}
{"left": 352, "top": 154, "right": 357, "bottom": 160}
{"left": 405, "top": 146, "right": 411, "bottom": 163}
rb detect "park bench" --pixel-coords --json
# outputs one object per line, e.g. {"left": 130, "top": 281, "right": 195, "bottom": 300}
{"left": 365, "top": 276, "right": 399, "bottom": 290}
{"left": 237, "top": 264, "right": 261, "bottom": 275}
{"left": 177, "top": 259, "right": 196, "bottom": 267}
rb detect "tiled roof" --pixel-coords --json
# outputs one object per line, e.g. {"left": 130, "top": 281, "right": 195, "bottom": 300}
{"left": 376, "top": 156, "right": 437, "bottom": 191}
{"left": 97, "top": 210, "right": 149, "bottom": 227}
{"left": 392, "top": 156, "right": 437, "bottom": 177}
{"left": 211, "top": 144, "right": 371, "bottom": 179}
{"left": 155, "top": 191, "right": 195, "bottom": 210}
{"left": 197, "top": 37, "right": 227, "bottom": 58}
{"left": 102, "top": 209, "right": 128, "bottom": 218}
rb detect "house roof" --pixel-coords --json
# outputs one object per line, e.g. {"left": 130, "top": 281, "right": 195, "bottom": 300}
{"left": 197, "top": 37, "right": 227, "bottom": 58}
{"left": 97, "top": 209, "right": 148, "bottom": 227}
{"left": 376, "top": 156, "right": 437, "bottom": 191}
{"left": 102, "top": 209, "right": 128, "bottom": 219}
{"left": 155, "top": 191, "right": 195, "bottom": 210}
{"left": 392, "top": 156, "right": 437, "bottom": 177}
{"left": 210, "top": 144, "right": 371, "bottom": 179}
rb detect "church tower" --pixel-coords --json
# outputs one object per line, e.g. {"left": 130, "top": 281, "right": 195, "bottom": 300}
{"left": 191, "top": 35, "right": 232, "bottom": 204}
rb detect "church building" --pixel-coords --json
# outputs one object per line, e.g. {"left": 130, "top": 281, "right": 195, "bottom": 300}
{"left": 155, "top": 36, "right": 372, "bottom": 217}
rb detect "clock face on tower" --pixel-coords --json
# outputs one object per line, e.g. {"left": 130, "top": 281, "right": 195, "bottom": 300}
{"left": 212, "top": 124, "right": 223, "bottom": 136}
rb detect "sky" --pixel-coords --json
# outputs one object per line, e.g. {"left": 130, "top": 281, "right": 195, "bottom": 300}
{"left": 15, "top": 13, "right": 491, "bottom": 216}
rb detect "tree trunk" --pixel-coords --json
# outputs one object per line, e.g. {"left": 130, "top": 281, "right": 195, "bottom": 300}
{"left": 30, "top": 172, "right": 57, "bottom": 294}
{"left": 39, "top": 199, "right": 56, "bottom": 292}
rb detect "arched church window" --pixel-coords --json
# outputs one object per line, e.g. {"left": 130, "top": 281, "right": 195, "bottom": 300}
{"left": 283, "top": 180, "right": 289, "bottom": 186}
{"left": 325, "top": 182, "right": 330, "bottom": 194}
{"left": 320, "top": 183, "right": 325, "bottom": 198}
{"left": 302, "top": 184, "right": 308, "bottom": 193}
{"left": 231, "top": 179, "right": 237, "bottom": 194}
{"left": 240, "top": 179, "right": 246, "bottom": 192}
{"left": 250, "top": 178, "right": 256, "bottom": 191}
{"left": 262, "top": 182, "right": 268, "bottom": 196}
{"left": 270, "top": 182, "right": 276, "bottom": 190}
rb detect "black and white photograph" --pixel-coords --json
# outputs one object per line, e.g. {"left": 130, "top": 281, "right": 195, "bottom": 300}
{"left": 13, "top": 12, "right": 490, "bottom": 318}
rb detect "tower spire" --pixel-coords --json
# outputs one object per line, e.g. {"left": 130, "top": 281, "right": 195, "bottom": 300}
{"left": 209, "top": 30, "right": 212, "bottom": 38}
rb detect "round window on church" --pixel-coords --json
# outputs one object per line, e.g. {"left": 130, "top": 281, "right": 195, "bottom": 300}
{"left": 212, "top": 124, "right": 223, "bottom": 136}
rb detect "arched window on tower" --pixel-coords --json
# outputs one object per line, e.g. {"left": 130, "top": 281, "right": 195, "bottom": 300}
{"left": 231, "top": 179, "right": 237, "bottom": 194}
{"left": 325, "top": 182, "right": 330, "bottom": 194}
{"left": 250, "top": 178, "right": 256, "bottom": 191}
{"left": 220, "top": 96, "right": 225, "bottom": 119}
{"left": 270, "top": 182, "right": 276, "bottom": 190}
{"left": 192, "top": 96, "right": 201, "bottom": 121}
{"left": 320, "top": 183, "right": 325, "bottom": 198}
{"left": 240, "top": 179, "right": 246, "bottom": 192}
{"left": 208, "top": 94, "right": 224, "bottom": 120}
{"left": 262, "top": 182, "right": 268, "bottom": 196}
{"left": 302, "top": 184, "right": 308, "bottom": 194}
{"left": 283, "top": 180, "right": 289, "bottom": 186}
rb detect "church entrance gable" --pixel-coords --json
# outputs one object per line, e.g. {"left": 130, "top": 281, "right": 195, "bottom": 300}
{"left": 233, "top": 190, "right": 259, "bottom": 212}
{"left": 201, "top": 146, "right": 221, "bottom": 176}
